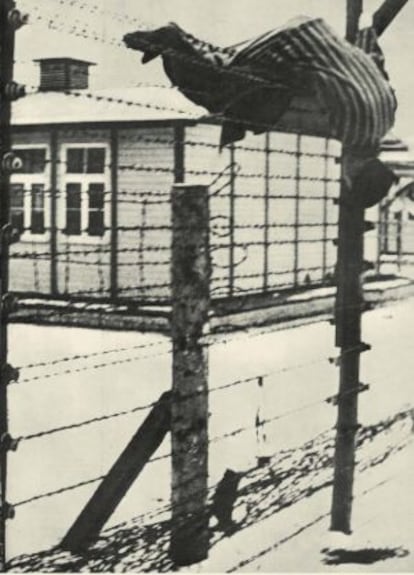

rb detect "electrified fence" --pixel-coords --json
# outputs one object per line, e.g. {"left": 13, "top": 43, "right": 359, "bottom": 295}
{"left": 8, "top": 128, "right": 342, "bottom": 305}
{"left": 7, "top": 128, "right": 414, "bottom": 309}
{"left": 1, "top": 0, "right": 413, "bottom": 571}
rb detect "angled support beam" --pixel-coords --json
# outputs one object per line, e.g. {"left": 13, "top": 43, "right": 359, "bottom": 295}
{"left": 61, "top": 391, "right": 171, "bottom": 553}
{"left": 373, "top": 0, "right": 410, "bottom": 37}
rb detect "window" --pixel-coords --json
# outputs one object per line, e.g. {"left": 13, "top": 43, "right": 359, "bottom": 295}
{"left": 30, "top": 184, "right": 45, "bottom": 234}
{"left": 87, "top": 183, "right": 105, "bottom": 236}
{"left": 62, "top": 145, "right": 109, "bottom": 240}
{"left": 10, "top": 184, "right": 24, "bottom": 233}
{"left": 10, "top": 146, "right": 49, "bottom": 238}
{"left": 65, "top": 184, "right": 82, "bottom": 235}
{"left": 67, "top": 147, "right": 105, "bottom": 174}
{"left": 16, "top": 148, "right": 46, "bottom": 174}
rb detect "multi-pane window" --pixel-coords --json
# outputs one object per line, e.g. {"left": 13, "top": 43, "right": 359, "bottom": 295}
{"left": 63, "top": 146, "right": 108, "bottom": 238}
{"left": 17, "top": 148, "right": 46, "bottom": 173}
{"left": 65, "top": 183, "right": 82, "bottom": 235}
{"left": 10, "top": 147, "right": 48, "bottom": 237}
{"left": 30, "top": 184, "right": 45, "bottom": 234}
{"left": 87, "top": 183, "right": 105, "bottom": 236}
{"left": 10, "top": 184, "right": 25, "bottom": 233}
{"left": 67, "top": 147, "right": 105, "bottom": 174}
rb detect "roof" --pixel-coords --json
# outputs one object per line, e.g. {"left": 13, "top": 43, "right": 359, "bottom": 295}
{"left": 11, "top": 86, "right": 208, "bottom": 126}
{"left": 33, "top": 57, "right": 96, "bottom": 66}
{"left": 380, "top": 135, "right": 414, "bottom": 175}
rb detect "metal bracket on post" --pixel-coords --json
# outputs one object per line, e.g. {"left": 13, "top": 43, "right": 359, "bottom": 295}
{"left": 170, "top": 184, "right": 210, "bottom": 567}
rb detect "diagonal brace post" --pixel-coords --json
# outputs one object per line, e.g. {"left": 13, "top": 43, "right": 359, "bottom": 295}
{"left": 61, "top": 391, "right": 171, "bottom": 553}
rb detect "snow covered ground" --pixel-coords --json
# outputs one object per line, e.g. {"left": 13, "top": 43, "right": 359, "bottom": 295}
{"left": 5, "top": 296, "right": 414, "bottom": 571}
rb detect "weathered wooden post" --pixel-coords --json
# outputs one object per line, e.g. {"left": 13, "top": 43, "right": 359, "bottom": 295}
{"left": 0, "top": 1, "right": 27, "bottom": 569}
{"left": 330, "top": 0, "right": 365, "bottom": 534}
{"left": 331, "top": 0, "right": 408, "bottom": 533}
{"left": 331, "top": 155, "right": 367, "bottom": 533}
{"left": 170, "top": 184, "right": 211, "bottom": 566}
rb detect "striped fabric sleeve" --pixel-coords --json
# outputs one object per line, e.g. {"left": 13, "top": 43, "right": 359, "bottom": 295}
{"left": 229, "top": 17, "right": 396, "bottom": 149}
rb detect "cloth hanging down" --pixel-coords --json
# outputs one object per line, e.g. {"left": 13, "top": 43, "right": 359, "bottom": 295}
{"left": 124, "top": 16, "right": 396, "bottom": 150}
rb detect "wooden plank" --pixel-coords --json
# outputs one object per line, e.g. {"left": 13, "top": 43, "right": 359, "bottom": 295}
{"left": 373, "top": 0, "right": 409, "bottom": 37}
{"left": 170, "top": 184, "right": 210, "bottom": 566}
{"left": 61, "top": 391, "right": 171, "bottom": 552}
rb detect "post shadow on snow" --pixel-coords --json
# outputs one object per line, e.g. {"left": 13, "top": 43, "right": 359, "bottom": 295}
{"left": 321, "top": 546, "right": 410, "bottom": 565}
{"left": 8, "top": 409, "right": 412, "bottom": 573}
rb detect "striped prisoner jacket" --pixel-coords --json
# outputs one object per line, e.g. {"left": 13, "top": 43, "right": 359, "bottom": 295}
{"left": 124, "top": 16, "right": 396, "bottom": 151}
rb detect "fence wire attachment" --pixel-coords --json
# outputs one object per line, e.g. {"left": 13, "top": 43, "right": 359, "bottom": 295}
{"left": 0, "top": 503, "right": 15, "bottom": 521}
{"left": 329, "top": 342, "right": 371, "bottom": 365}
{"left": 0, "top": 293, "right": 18, "bottom": 316}
{"left": 0, "top": 363, "right": 19, "bottom": 385}
{"left": 0, "top": 433, "right": 19, "bottom": 453}
{"left": 7, "top": 9, "right": 29, "bottom": 29}
{"left": 0, "top": 223, "right": 19, "bottom": 247}
{"left": 1, "top": 81, "right": 25, "bottom": 101}
{"left": 326, "top": 382, "right": 370, "bottom": 406}
{"left": 1, "top": 151, "right": 22, "bottom": 172}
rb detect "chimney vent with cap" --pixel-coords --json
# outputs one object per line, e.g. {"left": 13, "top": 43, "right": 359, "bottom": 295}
{"left": 35, "top": 57, "right": 96, "bottom": 91}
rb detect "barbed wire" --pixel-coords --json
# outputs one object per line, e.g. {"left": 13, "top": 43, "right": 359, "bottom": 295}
{"left": 11, "top": 109, "right": 341, "bottom": 182}
{"left": 17, "top": 346, "right": 172, "bottom": 385}
{"left": 21, "top": 12, "right": 307, "bottom": 109}
{"left": 13, "top": 474, "right": 106, "bottom": 508}
{"left": 17, "top": 338, "right": 169, "bottom": 370}
{"left": 17, "top": 399, "right": 160, "bottom": 442}
{"left": 29, "top": 0, "right": 152, "bottom": 30}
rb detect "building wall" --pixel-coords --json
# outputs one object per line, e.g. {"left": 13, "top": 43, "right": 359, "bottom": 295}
{"left": 10, "top": 130, "right": 52, "bottom": 295}
{"left": 11, "top": 125, "right": 176, "bottom": 300}
{"left": 10, "top": 121, "right": 341, "bottom": 303}
{"left": 185, "top": 124, "right": 341, "bottom": 297}
{"left": 116, "top": 126, "right": 175, "bottom": 301}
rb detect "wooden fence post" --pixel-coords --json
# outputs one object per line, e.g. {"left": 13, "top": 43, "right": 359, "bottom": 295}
{"left": 330, "top": 0, "right": 364, "bottom": 534}
{"left": 331, "top": 0, "right": 409, "bottom": 534}
{"left": 170, "top": 184, "right": 210, "bottom": 566}
{"left": 331, "top": 157, "right": 365, "bottom": 533}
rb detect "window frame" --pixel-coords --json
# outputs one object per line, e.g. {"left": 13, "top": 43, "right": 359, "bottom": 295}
{"left": 60, "top": 143, "right": 110, "bottom": 244}
{"left": 10, "top": 144, "right": 50, "bottom": 243}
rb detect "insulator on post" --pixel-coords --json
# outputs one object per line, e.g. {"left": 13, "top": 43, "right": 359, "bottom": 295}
{"left": 0, "top": 223, "right": 20, "bottom": 247}
{"left": 0, "top": 502, "right": 15, "bottom": 521}
{"left": 0, "top": 293, "right": 19, "bottom": 315}
{"left": 2, "top": 81, "right": 26, "bottom": 101}
{"left": 7, "top": 8, "right": 29, "bottom": 29}
{"left": 1, "top": 152, "right": 23, "bottom": 173}
{"left": 1, "top": 363, "right": 20, "bottom": 385}
{"left": 0, "top": 433, "right": 19, "bottom": 452}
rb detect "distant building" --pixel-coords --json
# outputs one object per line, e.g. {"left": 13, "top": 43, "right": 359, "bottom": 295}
{"left": 12, "top": 57, "right": 410, "bottom": 303}
{"left": 379, "top": 136, "right": 414, "bottom": 257}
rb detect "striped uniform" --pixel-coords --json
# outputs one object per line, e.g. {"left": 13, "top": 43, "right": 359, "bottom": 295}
{"left": 226, "top": 16, "right": 396, "bottom": 149}
{"left": 128, "top": 17, "right": 397, "bottom": 150}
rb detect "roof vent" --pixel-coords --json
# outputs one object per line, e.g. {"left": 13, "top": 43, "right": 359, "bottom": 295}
{"left": 35, "top": 57, "right": 96, "bottom": 92}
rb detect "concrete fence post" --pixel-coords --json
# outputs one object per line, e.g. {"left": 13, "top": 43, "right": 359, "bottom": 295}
{"left": 170, "top": 184, "right": 211, "bottom": 566}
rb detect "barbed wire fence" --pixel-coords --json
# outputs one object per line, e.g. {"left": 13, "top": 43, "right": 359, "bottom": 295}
{"left": 0, "top": 0, "right": 413, "bottom": 571}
